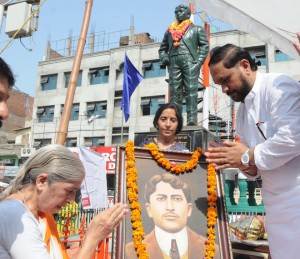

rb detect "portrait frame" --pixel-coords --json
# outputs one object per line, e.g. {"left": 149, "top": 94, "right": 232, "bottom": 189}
{"left": 112, "top": 146, "right": 232, "bottom": 259}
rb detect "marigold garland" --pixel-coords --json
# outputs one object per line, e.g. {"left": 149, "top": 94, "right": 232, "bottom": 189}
{"left": 125, "top": 141, "right": 149, "bottom": 258}
{"left": 168, "top": 19, "right": 193, "bottom": 46}
{"left": 144, "top": 142, "right": 202, "bottom": 173}
{"left": 205, "top": 164, "right": 218, "bottom": 258}
{"left": 125, "top": 141, "right": 217, "bottom": 259}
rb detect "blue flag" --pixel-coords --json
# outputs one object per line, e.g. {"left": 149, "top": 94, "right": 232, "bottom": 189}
{"left": 121, "top": 53, "right": 143, "bottom": 122}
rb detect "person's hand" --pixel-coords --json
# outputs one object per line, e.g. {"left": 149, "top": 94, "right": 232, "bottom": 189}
{"left": 75, "top": 203, "right": 128, "bottom": 258}
{"left": 85, "top": 203, "right": 128, "bottom": 244}
{"left": 161, "top": 56, "right": 169, "bottom": 66}
{"left": 204, "top": 142, "right": 248, "bottom": 170}
{"left": 293, "top": 32, "right": 300, "bottom": 55}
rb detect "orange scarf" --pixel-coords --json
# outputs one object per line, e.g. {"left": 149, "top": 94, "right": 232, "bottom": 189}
{"left": 39, "top": 212, "right": 69, "bottom": 259}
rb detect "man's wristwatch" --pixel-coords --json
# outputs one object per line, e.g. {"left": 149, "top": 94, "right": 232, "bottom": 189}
{"left": 241, "top": 149, "right": 250, "bottom": 167}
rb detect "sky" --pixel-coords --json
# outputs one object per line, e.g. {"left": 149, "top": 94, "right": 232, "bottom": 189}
{"left": 0, "top": 0, "right": 233, "bottom": 97}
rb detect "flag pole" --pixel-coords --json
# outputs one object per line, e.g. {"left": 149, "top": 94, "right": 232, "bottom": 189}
{"left": 121, "top": 110, "right": 124, "bottom": 144}
{"left": 56, "top": 0, "right": 93, "bottom": 145}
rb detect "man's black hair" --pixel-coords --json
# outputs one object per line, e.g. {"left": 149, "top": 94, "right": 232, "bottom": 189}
{"left": 209, "top": 44, "right": 258, "bottom": 71}
{"left": 0, "top": 57, "right": 15, "bottom": 88}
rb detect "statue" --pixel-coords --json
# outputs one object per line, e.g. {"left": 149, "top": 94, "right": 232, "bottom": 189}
{"left": 159, "top": 4, "right": 209, "bottom": 126}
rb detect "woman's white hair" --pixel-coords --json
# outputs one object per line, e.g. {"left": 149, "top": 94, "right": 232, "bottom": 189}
{"left": 0, "top": 144, "right": 85, "bottom": 201}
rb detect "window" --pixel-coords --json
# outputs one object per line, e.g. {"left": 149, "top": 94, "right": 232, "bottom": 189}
{"left": 116, "top": 63, "right": 124, "bottom": 80}
{"left": 1, "top": 159, "right": 15, "bottom": 166}
{"left": 114, "top": 90, "right": 123, "bottom": 108}
{"left": 84, "top": 137, "right": 105, "bottom": 147}
{"left": 275, "top": 49, "right": 293, "bottom": 62}
{"left": 41, "top": 74, "right": 58, "bottom": 91}
{"left": 33, "top": 139, "right": 51, "bottom": 148}
{"left": 255, "top": 54, "right": 266, "bottom": 66}
{"left": 143, "top": 60, "right": 166, "bottom": 78}
{"left": 64, "top": 71, "right": 82, "bottom": 88}
{"left": 247, "top": 47, "right": 266, "bottom": 66}
{"left": 89, "top": 67, "right": 109, "bottom": 85}
{"left": 86, "top": 101, "right": 107, "bottom": 120}
{"left": 61, "top": 104, "right": 79, "bottom": 121}
{"left": 66, "top": 138, "right": 77, "bottom": 147}
{"left": 141, "top": 96, "right": 165, "bottom": 115}
{"left": 107, "top": 174, "right": 115, "bottom": 195}
{"left": 36, "top": 106, "right": 54, "bottom": 123}
{"left": 112, "top": 135, "right": 128, "bottom": 144}
{"left": 111, "top": 127, "right": 129, "bottom": 145}
{"left": 112, "top": 127, "right": 129, "bottom": 134}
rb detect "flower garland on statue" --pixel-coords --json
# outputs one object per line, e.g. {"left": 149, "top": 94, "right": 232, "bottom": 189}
{"left": 125, "top": 141, "right": 217, "bottom": 259}
{"left": 168, "top": 19, "right": 193, "bottom": 46}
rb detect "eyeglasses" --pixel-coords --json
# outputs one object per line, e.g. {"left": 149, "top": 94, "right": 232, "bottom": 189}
{"left": 256, "top": 121, "right": 267, "bottom": 140}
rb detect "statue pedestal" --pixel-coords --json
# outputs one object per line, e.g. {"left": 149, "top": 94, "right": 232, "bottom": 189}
{"left": 134, "top": 126, "right": 218, "bottom": 152}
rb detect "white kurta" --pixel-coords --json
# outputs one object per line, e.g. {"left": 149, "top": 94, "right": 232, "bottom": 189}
{"left": 236, "top": 72, "right": 300, "bottom": 259}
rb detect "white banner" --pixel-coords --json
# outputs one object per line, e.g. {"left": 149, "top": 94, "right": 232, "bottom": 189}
{"left": 78, "top": 146, "right": 108, "bottom": 209}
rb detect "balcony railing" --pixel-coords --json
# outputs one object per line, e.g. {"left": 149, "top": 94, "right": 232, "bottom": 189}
{"left": 224, "top": 168, "right": 265, "bottom": 214}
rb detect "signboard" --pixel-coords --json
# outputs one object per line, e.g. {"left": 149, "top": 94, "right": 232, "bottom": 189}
{"left": 91, "top": 146, "right": 116, "bottom": 174}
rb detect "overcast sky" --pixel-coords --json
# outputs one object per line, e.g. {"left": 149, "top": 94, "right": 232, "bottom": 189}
{"left": 0, "top": 0, "right": 233, "bottom": 96}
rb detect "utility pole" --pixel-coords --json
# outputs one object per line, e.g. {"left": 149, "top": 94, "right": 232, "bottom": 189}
{"left": 56, "top": 0, "right": 94, "bottom": 145}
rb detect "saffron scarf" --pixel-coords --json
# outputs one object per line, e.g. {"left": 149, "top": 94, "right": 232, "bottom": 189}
{"left": 39, "top": 212, "right": 69, "bottom": 259}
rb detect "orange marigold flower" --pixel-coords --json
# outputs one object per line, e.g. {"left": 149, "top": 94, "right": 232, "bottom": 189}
{"left": 207, "top": 227, "right": 216, "bottom": 235}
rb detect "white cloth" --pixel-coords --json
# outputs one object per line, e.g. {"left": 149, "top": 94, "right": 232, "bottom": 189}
{"left": 236, "top": 72, "right": 300, "bottom": 259}
{"left": 0, "top": 199, "right": 50, "bottom": 259}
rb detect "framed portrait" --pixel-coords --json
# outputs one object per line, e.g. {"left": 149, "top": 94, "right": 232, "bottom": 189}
{"left": 112, "top": 146, "right": 232, "bottom": 259}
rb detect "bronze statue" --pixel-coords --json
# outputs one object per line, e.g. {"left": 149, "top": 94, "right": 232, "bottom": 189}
{"left": 159, "top": 4, "right": 209, "bottom": 126}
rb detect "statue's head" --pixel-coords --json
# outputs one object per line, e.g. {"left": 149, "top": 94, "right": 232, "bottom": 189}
{"left": 175, "top": 5, "right": 191, "bottom": 23}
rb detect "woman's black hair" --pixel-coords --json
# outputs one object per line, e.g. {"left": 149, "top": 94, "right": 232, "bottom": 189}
{"left": 153, "top": 103, "right": 183, "bottom": 134}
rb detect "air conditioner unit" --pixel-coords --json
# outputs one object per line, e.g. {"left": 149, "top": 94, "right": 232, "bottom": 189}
{"left": 5, "top": 2, "right": 33, "bottom": 38}
{"left": 21, "top": 148, "right": 36, "bottom": 158}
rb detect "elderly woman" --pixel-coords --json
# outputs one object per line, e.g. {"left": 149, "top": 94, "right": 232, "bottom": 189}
{"left": 139, "top": 103, "right": 188, "bottom": 151}
{"left": 0, "top": 144, "right": 128, "bottom": 259}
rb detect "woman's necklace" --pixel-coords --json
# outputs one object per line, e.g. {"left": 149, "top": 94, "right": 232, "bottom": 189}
{"left": 156, "top": 138, "right": 175, "bottom": 149}
{"left": 17, "top": 190, "right": 26, "bottom": 204}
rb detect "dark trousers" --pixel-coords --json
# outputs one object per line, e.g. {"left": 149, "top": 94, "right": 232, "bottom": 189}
{"left": 169, "top": 54, "right": 200, "bottom": 124}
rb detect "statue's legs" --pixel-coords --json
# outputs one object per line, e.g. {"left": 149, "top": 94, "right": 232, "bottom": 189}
{"left": 169, "top": 55, "right": 200, "bottom": 126}
{"left": 169, "top": 56, "right": 184, "bottom": 113}
{"left": 183, "top": 59, "right": 200, "bottom": 126}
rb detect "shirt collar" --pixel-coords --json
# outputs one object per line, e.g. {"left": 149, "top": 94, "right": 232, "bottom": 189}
{"left": 155, "top": 225, "right": 188, "bottom": 256}
{"left": 244, "top": 71, "right": 262, "bottom": 104}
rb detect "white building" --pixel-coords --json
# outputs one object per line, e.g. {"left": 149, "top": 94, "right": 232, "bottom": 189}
{"left": 31, "top": 29, "right": 300, "bottom": 147}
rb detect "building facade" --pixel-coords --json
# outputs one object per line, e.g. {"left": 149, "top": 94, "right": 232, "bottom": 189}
{"left": 31, "top": 30, "right": 300, "bottom": 148}
{"left": 0, "top": 89, "right": 33, "bottom": 166}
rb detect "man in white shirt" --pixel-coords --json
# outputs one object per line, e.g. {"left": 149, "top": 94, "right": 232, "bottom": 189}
{"left": 125, "top": 174, "right": 215, "bottom": 259}
{"left": 204, "top": 43, "right": 300, "bottom": 259}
